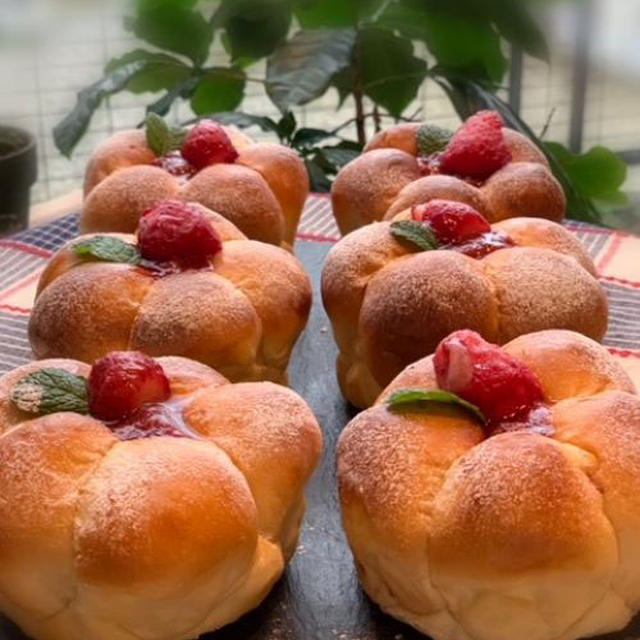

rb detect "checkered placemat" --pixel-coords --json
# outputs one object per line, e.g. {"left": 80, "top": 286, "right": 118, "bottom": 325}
{"left": 2, "top": 194, "right": 640, "bottom": 383}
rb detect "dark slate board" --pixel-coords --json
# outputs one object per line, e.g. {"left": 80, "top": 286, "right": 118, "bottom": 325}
{"left": 2, "top": 239, "right": 639, "bottom": 640}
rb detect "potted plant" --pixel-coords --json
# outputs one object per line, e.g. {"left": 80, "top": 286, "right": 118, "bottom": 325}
{"left": 0, "top": 126, "right": 37, "bottom": 234}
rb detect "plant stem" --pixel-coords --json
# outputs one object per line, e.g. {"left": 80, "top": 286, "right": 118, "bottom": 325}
{"left": 373, "top": 105, "right": 381, "bottom": 132}
{"left": 352, "top": 31, "right": 367, "bottom": 146}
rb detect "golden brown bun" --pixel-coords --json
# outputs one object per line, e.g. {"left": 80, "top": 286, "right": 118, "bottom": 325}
{"left": 82, "top": 129, "right": 309, "bottom": 249}
{"left": 339, "top": 330, "right": 639, "bottom": 640}
{"left": 331, "top": 148, "right": 420, "bottom": 235}
{"left": 332, "top": 122, "right": 565, "bottom": 231}
{"left": 322, "top": 219, "right": 606, "bottom": 407}
{"left": 30, "top": 207, "right": 312, "bottom": 384}
{"left": 0, "top": 356, "right": 321, "bottom": 640}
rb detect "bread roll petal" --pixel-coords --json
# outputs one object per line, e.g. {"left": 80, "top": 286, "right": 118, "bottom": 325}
{"left": 0, "top": 414, "right": 115, "bottom": 617}
{"left": 184, "top": 381, "right": 322, "bottom": 541}
{"left": 214, "top": 240, "right": 311, "bottom": 375}
{"left": 237, "top": 143, "right": 309, "bottom": 246}
{"left": 364, "top": 122, "right": 421, "bottom": 155}
{"left": 482, "top": 162, "right": 566, "bottom": 223}
{"left": 29, "top": 263, "right": 152, "bottom": 363}
{"left": 360, "top": 251, "right": 499, "bottom": 387}
{"left": 483, "top": 247, "right": 608, "bottom": 343}
{"left": 84, "top": 130, "right": 155, "bottom": 195}
{"left": 331, "top": 149, "right": 420, "bottom": 234}
{"left": 502, "top": 129, "right": 550, "bottom": 168}
{"left": 131, "top": 271, "right": 261, "bottom": 380}
{"left": 553, "top": 391, "right": 640, "bottom": 605}
{"left": 179, "top": 164, "right": 284, "bottom": 246}
{"left": 82, "top": 166, "right": 179, "bottom": 234}
{"left": 154, "top": 356, "right": 229, "bottom": 396}
{"left": 430, "top": 433, "right": 619, "bottom": 640}
{"left": 74, "top": 437, "right": 258, "bottom": 638}
{"left": 493, "top": 217, "right": 595, "bottom": 275}
{"left": 338, "top": 405, "right": 482, "bottom": 618}
{"left": 503, "top": 330, "right": 634, "bottom": 401}
{"left": 385, "top": 175, "right": 487, "bottom": 220}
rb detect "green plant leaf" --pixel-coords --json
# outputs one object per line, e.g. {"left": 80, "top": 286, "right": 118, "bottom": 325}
{"left": 73, "top": 236, "right": 141, "bottom": 265}
{"left": 490, "top": 0, "right": 549, "bottom": 61}
{"left": 266, "top": 28, "right": 356, "bottom": 112}
{"left": 545, "top": 143, "right": 628, "bottom": 204}
{"left": 305, "top": 157, "right": 332, "bottom": 192}
{"left": 214, "top": 0, "right": 292, "bottom": 60}
{"left": 390, "top": 220, "right": 439, "bottom": 251}
{"left": 417, "top": 123, "right": 453, "bottom": 156}
{"left": 146, "top": 76, "right": 199, "bottom": 116}
{"left": 291, "top": 127, "right": 334, "bottom": 148}
{"left": 276, "top": 111, "right": 297, "bottom": 141}
{"left": 132, "top": 4, "right": 212, "bottom": 67}
{"left": 377, "top": 3, "right": 507, "bottom": 85}
{"left": 294, "top": 0, "right": 359, "bottom": 28}
{"left": 143, "top": 113, "right": 185, "bottom": 156}
{"left": 105, "top": 50, "right": 191, "bottom": 94}
{"left": 190, "top": 67, "right": 246, "bottom": 115}
{"left": 317, "top": 144, "right": 361, "bottom": 169}
{"left": 387, "top": 388, "right": 485, "bottom": 423}
{"left": 358, "top": 28, "right": 427, "bottom": 117}
{"left": 53, "top": 60, "right": 150, "bottom": 157}
{"left": 11, "top": 368, "right": 89, "bottom": 416}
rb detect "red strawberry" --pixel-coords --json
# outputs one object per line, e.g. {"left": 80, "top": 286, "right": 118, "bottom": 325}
{"left": 181, "top": 120, "right": 238, "bottom": 169}
{"left": 439, "top": 110, "right": 512, "bottom": 180}
{"left": 434, "top": 330, "right": 544, "bottom": 423}
{"left": 138, "top": 200, "right": 222, "bottom": 266}
{"left": 89, "top": 352, "right": 171, "bottom": 421}
{"left": 412, "top": 199, "right": 491, "bottom": 244}
{"left": 111, "top": 403, "right": 186, "bottom": 440}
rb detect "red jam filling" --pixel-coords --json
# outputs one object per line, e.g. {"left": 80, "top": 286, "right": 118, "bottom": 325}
{"left": 154, "top": 151, "right": 197, "bottom": 183}
{"left": 107, "top": 401, "right": 196, "bottom": 441}
{"left": 411, "top": 200, "right": 513, "bottom": 258}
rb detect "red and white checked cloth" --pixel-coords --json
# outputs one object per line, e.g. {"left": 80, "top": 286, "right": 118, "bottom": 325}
{"left": 1, "top": 194, "right": 640, "bottom": 384}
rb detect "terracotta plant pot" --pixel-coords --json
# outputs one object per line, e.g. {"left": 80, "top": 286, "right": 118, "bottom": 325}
{"left": 0, "top": 126, "right": 37, "bottom": 234}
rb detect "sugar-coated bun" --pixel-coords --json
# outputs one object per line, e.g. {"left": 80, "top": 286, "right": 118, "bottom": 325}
{"left": 331, "top": 148, "right": 421, "bottom": 235}
{"left": 30, "top": 207, "right": 312, "bottom": 384}
{"left": 82, "top": 128, "right": 309, "bottom": 249}
{"left": 482, "top": 161, "right": 566, "bottom": 222}
{"left": 0, "top": 356, "right": 321, "bottom": 640}
{"left": 339, "top": 330, "right": 640, "bottom": 640}
{"left": 322, "top": 219, "right": 606, "bottom": 407}
{"left": 331, "top": 121, "right": 565, "bottom": 232}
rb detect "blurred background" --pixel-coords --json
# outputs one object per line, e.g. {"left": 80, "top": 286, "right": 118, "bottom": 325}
{"left": 0, "top": 0, "right": 639, "bottom": 230}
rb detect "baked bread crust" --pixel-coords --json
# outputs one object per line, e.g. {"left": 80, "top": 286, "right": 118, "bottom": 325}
{"left": 338, "top": 330, "right": 640, "bottom": 640}
{"left": 82, "top": 127, "right": 309, "bottom": 250}
{"left": 29, "top": 205, "right": 312, "bottom": 384}
{"left": 332, "top": 123, "right": 565, "bottom": 235}
{"left": 322, "top": 217, "right": 607, "bottom": 408}
{"left": 0, "top": 356, "right": 321, "bottom": 640}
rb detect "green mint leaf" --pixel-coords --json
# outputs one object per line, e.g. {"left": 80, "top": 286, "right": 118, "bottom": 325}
{"left": 387, "top": 388, "right": 485, "bottom": 424}
{"left": 73, "top": 236, "right": 141, "bottom": 265}
{"left": 11, "top": 368, "right": 89, "bottom": 416}
{"left": 417, "top": 123, "right": 453, "bottom": 156}
{"left": 390, "top": 220, "right": 439, "bottom": 251}
{"left": 145, "top": 112, "right": 186, "bottom": 156}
